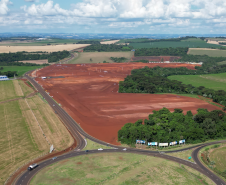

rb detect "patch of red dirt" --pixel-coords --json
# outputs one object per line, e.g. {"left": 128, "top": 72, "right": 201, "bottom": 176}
{"left": 77, "top": 162, "right": 82, "bottom": 165}
{"left": 35, "top": 63, "right": 221, "bottom": 146}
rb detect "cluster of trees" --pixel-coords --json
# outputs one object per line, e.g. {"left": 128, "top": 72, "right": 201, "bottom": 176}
{"left": 135, "top": 47, "right": 188, "bottom": 56}
{"left": 48, "top": 50, "right": 70, "bottom": 63}
{"left": 110, "top": 57, "right": 127, "bottom": 63}
{"left": 0, "top": 70, "right": 17, "bottom": 77}
{"left": 119, "top": 65, "right": 226, "bottom": 107}
{"left": 0, "top": 50, "right": 70, "bottom": 65}
{"left": 77, "top": 41, "right": 100, "bottom": 44}
{"left": 84, "top": 44, "right": 133, "bottom": 52}
{"left": 118, "top": 108, "right": 226, "bottom": 144}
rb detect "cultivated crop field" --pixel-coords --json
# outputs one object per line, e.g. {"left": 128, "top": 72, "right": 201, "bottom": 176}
{"left": 0, "top": 66, "right": 46, "bottom": 76}
{"left": 18, "top": 60, "right": 48, "bottom": 64}
{"left": 0, "top": 80, "right": 25, "bottom": 102}
{"left": 30, "top": 153, "right": 214, "bottom": 185}
{"left": 168, "top": 73, "right": 226, "bottom": 91}
{"left": 0, "top": 44, "right": 90, "bottom": 53}
{"left": 100, "top": 40, "right": 120, "bottom": 44}
{"left": 130, "top": 41, "right": 223, "bottom": 49}
{"left": 0, "top": 39, "right": 101, "bottom": 46}
{"left": 188, "top": 48, "right": 226, "bottom": 57}
{"left": 0, "top": 80, "right": 73, "bottom": 184}
{"left": 69, "top": 51, "right": 134, "bottom": 64}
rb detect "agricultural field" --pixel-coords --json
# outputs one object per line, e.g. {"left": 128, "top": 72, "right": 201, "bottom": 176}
{"left": 30, "top": 153, "right": 214, "bottom": 185}
{"left": 130, "top": 41, "right": 224, "bottom": 49}
{"left": 0, "top": 39, "right": 102, "bottom": 46}
{"left": 69, "top": 51, "right": 133, "bottom": 64}
{"left": 100, "top": 40, "right": 120, "bottom": 44}
{"left": 0, "top": 80, "right": 73, "bottom": 184}
{"left": 168, "top": 73, "right": 226, "bottom": 91}
{"left": 18, "top": 60, "right": 48, "bottom": 65}
{"left": 117, "top": 38, "right": 151, "bottom": 43}
{"left": 188, "top": 48, "right": 226, "bottom": 57}
{"left": 0, "top": 66, "right": 46, "bottom": 77}
{"left": 0, "top": 80, "right": 24, "bottom": 102}
{"left": 0, "top": 44, "right": 90, "bottom": 53}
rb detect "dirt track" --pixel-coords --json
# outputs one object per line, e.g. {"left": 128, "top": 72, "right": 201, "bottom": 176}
{"left": 36, "top": 63, "right": 221, "bottom": 145}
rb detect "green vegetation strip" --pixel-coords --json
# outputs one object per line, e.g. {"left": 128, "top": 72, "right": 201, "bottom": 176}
{"left": 30, "top": 153, "right": 214, "bottom": 185}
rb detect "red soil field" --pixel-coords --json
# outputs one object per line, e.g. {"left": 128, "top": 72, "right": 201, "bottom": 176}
{"left": 131, "top": 56, "right": 181, "bottom": 62}
{"left": 35, "top": 62, "right": 221, "bottom": 145}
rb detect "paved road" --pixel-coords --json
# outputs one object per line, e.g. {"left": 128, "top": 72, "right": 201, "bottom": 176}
{"left": 14, "top": 72, "right": 226, "bottom": 185}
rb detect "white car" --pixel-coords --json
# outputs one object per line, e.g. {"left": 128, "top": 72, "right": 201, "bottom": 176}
{"left": 123, "top": 148, "right": 127, "bottom": 151}
{"left": 98, "top": 148, "right": 103, "bottom": 151}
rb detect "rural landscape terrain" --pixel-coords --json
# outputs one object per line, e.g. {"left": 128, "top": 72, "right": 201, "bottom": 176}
{"left": 1, "top": 35, "right": 226, "bottom": 185}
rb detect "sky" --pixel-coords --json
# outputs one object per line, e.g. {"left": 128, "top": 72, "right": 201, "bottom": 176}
{"left": 1, "top": 0, "right": 226, "bottom": 34}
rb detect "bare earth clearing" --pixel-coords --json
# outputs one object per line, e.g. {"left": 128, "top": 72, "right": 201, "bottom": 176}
{"left": 0, "top": 80, "right": 73, "bottom": 184}
{"left": 35, "top": 62, "right": 221, "bottom": 145}
{"left": 0, "top": 44, "right": 90, "bottom": 53}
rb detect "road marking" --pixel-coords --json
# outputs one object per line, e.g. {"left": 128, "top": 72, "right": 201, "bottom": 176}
{"left": 25, "top": 176, "right": 26, "bottom": 178}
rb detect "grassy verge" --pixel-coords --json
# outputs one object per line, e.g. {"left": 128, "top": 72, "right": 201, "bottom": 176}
{"left": 31, "top": 153, "right": 214, "bottom": 185}
{"left": 82, "top": 138, "right": 113, "bottom": 151}
{"left": 167, "top": 149, "right": 194, "bottom": 162}
{"left": 199, "top": 143, "right": 226, "bottom": 181}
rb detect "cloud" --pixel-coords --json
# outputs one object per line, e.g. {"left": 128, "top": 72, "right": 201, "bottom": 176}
{"left": 0, "top": 0, "right": 12, "bottom": 15}
{"left": 0, "top": 0, "right": 225, "bottom": 33}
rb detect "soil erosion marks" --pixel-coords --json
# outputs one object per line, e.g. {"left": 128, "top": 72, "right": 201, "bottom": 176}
{"left": 35, "top": 62, "right": 221, "bottom": 145}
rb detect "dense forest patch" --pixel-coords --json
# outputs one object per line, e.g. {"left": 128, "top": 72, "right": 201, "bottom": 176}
{"left": 118, "top": 108, "right": 226, "bottom": 144}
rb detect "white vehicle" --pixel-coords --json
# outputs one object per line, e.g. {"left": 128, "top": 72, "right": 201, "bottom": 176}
{"left": 53, "top": 104, "right": 55, "bottom": 106}
{"left": 123, "top": 148, "right": 127, "bottom": 151}
{"left": 27, "top": 163, "right": 38, "bottom": 171}
{"left": 98, "top": 148, "right": 103, "bottom": 151}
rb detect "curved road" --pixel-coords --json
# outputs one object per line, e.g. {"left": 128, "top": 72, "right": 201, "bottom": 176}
{"left": 14, "top": 72, "right": 226, "bottom": 185}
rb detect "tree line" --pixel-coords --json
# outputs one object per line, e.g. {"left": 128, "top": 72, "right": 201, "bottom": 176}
{"left": 118, "top": 108, "right": 226, "bottom": 145}
{"left": 110, "top": 57, "right": 127, "bottom": 63}
{"left": 84, "top": 44, "right": 133, "bottom": 52}
{"left": 119, "top": 64, "right": 226, "bottom": 107}
{"left": 0, "top": 50, "right": 70, "bottom": 65}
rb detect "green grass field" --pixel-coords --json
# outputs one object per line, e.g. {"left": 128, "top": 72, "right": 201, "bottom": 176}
{"left": 168, "top": 73, "right": 226, "bottom": 91}
{"left": 0, "top": 66, "right": 46, "bottom": 76}
{"left": 209, "top": 145, "right": 226, "bottom": 171}
{"left": 117, "top": 38, "right": 151, "bottom": 43}
{"left": 69, "top": 52, "right": 133, "bottom": 64}
{"left": 189, "top": 49, "right": 226, "bottom": 57}
{"left": 130, "top": 41, "right": 224, "bottom": 49}
{"left": 30, "top": 153, "right": 214, "bottom": 185}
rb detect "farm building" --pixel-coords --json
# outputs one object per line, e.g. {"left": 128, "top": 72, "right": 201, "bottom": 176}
{"left": 0, "top": 75, "right": 9, "bottom": 81}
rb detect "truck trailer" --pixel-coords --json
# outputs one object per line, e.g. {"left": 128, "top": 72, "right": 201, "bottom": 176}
{"left": 27, "top": 163, "right": 38, "bottom": 171}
